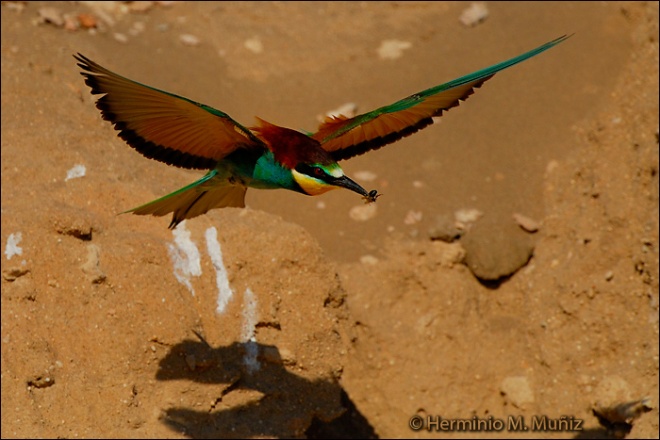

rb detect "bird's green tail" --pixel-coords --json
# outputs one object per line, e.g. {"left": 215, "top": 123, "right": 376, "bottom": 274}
{"left": 124, "top": 171, "right": 247, "bottom": 229}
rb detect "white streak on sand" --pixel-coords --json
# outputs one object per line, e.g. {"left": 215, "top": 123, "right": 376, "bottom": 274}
{"left": 167, "top": 222, "right": 201, "bottom": 295}
{"left": 205, "top": 226, "right": 233, "bottom": 314}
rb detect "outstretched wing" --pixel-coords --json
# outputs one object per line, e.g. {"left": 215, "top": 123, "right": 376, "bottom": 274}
{"left": 75, "top": 53, "right": 264, "bottom": 170}
{"left": 313, "top": 35, "right": 570, "bottom": 161}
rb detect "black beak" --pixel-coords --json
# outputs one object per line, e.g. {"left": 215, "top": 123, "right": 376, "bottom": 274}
{"left": 333, "top": 175, "right": 369, "bottom": 197}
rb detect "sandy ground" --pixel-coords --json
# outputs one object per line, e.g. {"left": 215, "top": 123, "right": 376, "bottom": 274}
{"left": 1, "top": 1, "right": 658, "bottom": 438}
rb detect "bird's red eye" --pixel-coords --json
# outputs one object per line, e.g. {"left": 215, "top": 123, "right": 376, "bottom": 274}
{"left": 313, "top": 167, "right": 324, "bottom": 177}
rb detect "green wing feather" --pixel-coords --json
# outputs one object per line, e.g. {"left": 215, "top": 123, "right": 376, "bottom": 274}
{"left": 75, "top": 53, "right": 263, "bottom": 170}
{"left": 314, "top": 35, "right": 571, "bottom": 161}
{"left": 124, "top": 170, "right": 247, "bottom": 229}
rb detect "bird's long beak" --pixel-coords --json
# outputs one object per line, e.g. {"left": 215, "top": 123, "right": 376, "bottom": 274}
{"left": 333, "top": 175, "right": 369, "bottom": 197}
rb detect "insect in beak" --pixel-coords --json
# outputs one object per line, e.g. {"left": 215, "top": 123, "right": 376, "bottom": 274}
{"left": 363, "top": 189, "right": 382, "bottom": 204}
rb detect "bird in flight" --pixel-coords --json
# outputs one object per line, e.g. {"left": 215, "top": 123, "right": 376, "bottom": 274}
{"left": 75, "top": 35, "right": 569, "bottom": 229}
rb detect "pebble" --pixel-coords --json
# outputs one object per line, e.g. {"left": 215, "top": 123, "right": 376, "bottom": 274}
{"left": 128, "top": 1, "right": 156, "bottom": 13}
{"left": 5, "top": 2, "right": 25, "bottom": 12}
{"left": 261, "top": 346, "right": 296, "bottom": 366}
{"left": 429, "top": 241, "right": 466, "bottom": 267}
{"left": 65, "top": 164, "right": 86, "bottom": 181}
{"left": 28, "top": 375, "right": 55, "bottom": 389}
{"left": 5, "top": 232, "right": 23, "bottom": 260}
{"left": 500, "top": 376, "right": 534, "bottom": 409}
{"left": 2, "top": 267, "right": 30, "bottom": 282}
{"left": 462, "top": 216, "right": 534, "bottom": 281}
{"left": 428, "top": 215, "right": 462, "bottom": 243}
{"left": 244, "top": 36, "right": 263, "bottom": 54}
{"left": 459, "top": 3, "right": 489, "bottom": 27}
{"left": 377, "top": 40, "right": 412, "bottom": 60}
{"left": 546, "top": 160, "right": 560, "bottom": 174}
{"left": 454, "top": 208, "right": 483, "bottom": 224}
{"left": 179, "top": 34, "right": 200, "bottom": 46}
{"left": 360, "top": 255, "right": 379, "bottom": 265}
{"left": 404, "top": 210, "right": 423, "bottom": 225}
{"left": 129, "top": 21, "right": 146, "bottom": 36}
{"left": 63, "top": 14, "right": 80, "bottom": 31}
{"left": 349, "top": 203, "right": 377, "bottom": 221}
{"left": 513, "top": 212, "right": 540, "bottom": 233}
{"left": 77, "top": 13, "right": 98, "bottom": 29}
{"left": 38, "top": 7, "right": 64, "bottom": 27}
{"left": 80, "top": 244, "right": 106, "bottom": 284}
{"left": 113, "top": 33, "right": 129, "bottom": 44}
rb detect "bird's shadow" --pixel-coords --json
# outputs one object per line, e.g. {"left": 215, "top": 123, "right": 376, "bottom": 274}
{"left": 155, "top": 337, "right": 377, "bottom": 439}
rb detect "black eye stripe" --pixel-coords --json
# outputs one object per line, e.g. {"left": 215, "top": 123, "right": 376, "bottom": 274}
{"left": 296, "top": 164, "right": 335, "bottom": 182}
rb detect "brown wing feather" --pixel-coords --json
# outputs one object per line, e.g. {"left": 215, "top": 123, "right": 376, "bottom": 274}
{"left": 75, "top": 53, "right": 261, "bottom": 170}
{"left": 315, "top": 77, "right": 490, "bottom": 161}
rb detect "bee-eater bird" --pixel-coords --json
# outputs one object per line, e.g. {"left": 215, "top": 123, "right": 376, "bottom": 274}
{"left": 75, "top": 35, "right": 569, "bottom": 229}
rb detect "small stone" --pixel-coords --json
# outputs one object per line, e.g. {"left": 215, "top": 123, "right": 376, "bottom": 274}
{"left": 404, "top": 210, "right": 423, "bottom": 225}
{"left": 3, "top": 267, "right": 30, "bottom": 282}
{"left": 81, "top": 2, "right": 119, "bottom": 27}
{"left": 179, "top": 34, "right": 200, "bottom": 46}
{"left": 428, "top": 214, "right": 462, "bottom": 243}
{"left": 500, "top": 376, "right": 534, "bottom": 409}
{"left": 28, "top": 375, "right": 55, "bottom": 389}
{"left": 5, "top": 2, "right": 25, "bottom": 12}
{"left": 63, "top": 14, "right": 80, "bottom": 31}
{"left": 605, "top": 271, "right": 614, "bottom": 281}
{"left": 5, "top": 232, "right": 23, "bottom": 260}
{"left": 80, "top": 244, "right": 106, "bottom": 284}
{"left": 128, "top": 1, "right": 155, "bottom": 13}
{"left": 77, "top": 13, "right": 98, "bottom": 29}
{"left": 513, "top": 212, "right": 540, "bottom": 233}
{"left": 65, "top": 164, "right": 86, "bottom": 181}
{"left": 377, "top": 40, "right": 412, "bottom": 60}
{"left": 359, "top": 255, "right": 379, "bottom": 265}
{"left": 459, "top": 3, "right": 489, "bottom": 27}
{"left": 128, "top": 21, "right": 145, "bottom": 36}
{"left": 38, "top": 7, "right": 65, "bottom": 27}
{"left": 244, "top": 36, "right": 263, "bottom": 54}
{"left": 462, "top": 216, "right": 534, "bottom": 281}
{"left": 546, "top": 160, "right": 560, "bottom": 174}
{"left": 429, "top": 241, "right": 466, "bottom": 267}
{"left": 349, "top": 204, "right": 377, "bottom": 221}
{"left": 113, "top": 33, "right": 129, "bottom": 44}
{"left": 454, "top": 208, "right": 483, "bottom": 224}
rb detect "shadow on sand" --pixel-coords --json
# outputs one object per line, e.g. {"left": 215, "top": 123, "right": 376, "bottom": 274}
{"left": 155, "top": 337, "right": 377, "bottom": 439}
